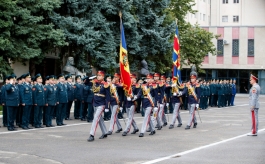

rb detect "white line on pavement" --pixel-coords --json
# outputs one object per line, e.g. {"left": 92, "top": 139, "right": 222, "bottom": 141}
{"left": 141, "top": 128, "right": 265, "bottom": 164}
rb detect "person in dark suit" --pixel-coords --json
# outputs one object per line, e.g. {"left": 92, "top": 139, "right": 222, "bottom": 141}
{"left": 74, "top": 75, "right": 83, "bottom": 119}
{"left": 65, "top": 75, "right": 74, "bottom": 120}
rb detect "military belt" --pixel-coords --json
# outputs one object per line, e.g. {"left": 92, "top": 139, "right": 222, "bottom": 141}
{"left": 94, "top": 93, "right": 105, "bottom": 97}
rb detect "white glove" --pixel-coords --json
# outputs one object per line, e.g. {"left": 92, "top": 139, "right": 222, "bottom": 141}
{"left": 89, "top": 76, "right": 97, "bottom": 80}
{"left": 105, "top": 108, "right": 109, "bottom": 112}
{"left": 127, "top": 97, "right": 132, "bottom": 101}
{"left": 154, "top": 107, "right": 158, "bottom": 112}
{"left": 172, "top": 83, "right": 176, "bottom": 87}
{"left": 166, "top": 103, "right": 169, "bottom": 107}
{"left": 195, "top": 104, "right": 199, "bottom": 108}
{"left": 119, "top": 107, "right": 123, "bottom": 113}
{"left": 173, "top": 93, "right": 177, "bottom": 96}
{"left": 178, "top": 91, "right": 182, "bottom": 96}
{"left": 133, "top": 95, "right": 137, "bottom": 100}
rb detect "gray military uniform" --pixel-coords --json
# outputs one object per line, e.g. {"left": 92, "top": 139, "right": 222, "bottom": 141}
{"left": 249, "top": 83, "right": 260, "bottom": 135}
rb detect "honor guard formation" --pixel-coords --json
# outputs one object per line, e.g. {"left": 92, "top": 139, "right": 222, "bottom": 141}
{"left": 0, "top": 69, "right": 260, "bottom": 140}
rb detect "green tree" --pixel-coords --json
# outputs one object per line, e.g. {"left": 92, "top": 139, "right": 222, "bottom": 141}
{"left": 0, "top": 0, "right": 66, "bottom": 76}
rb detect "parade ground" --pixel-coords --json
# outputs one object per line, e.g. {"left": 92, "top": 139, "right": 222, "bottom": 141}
{"left": 0, "top": 95, "right": 264, "bottom": 164}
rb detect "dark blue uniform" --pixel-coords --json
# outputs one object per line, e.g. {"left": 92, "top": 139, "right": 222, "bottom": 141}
{"left": 16, "top": 83, "right": 24, "bottom": 127}
{"left": 5, "top": 83, "right": 20, "bottom": 130}
{"left": 217, "top": 83, "right": 224, "bottom": 107}
{"left": 66, "top": 82, "right": 75, "bottom": 119}
{"left": 32, "top": 83, "right": 45, "bottom": 128}
{"left": 56, "top": 82, "right": 68, "bottom": 125}
{"left": 231, "top": 83, "right": 236, "bottom": 106}
{"left": 20, "top": 82, "right": 33, "bottom": 129}
{"left": 44, "top": 84, "right": 57, "bottom": 127}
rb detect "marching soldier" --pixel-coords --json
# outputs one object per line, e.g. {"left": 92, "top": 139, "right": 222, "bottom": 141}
{"left": 160, "top": 75, "right": 168, "bottom": 126}
{"left": 87, "top": 71, "right": 110, "bottom": 142}
{"left": 247, "top": 74, "right": 260, "bottom": 136}
{"left": 32, "top": 74, "right": 45, "bottom": 128}
{"left": 169, "top": 77, "right": 187, "bottom": 129}
{"left": 65, "top": 75, "right": 74, "bottom": 120}
{"left": 138, "top": 74, "right": 158, "bottom": 137}
{"left": 122, "top": 73, "right": 140, "bottom": 136}
{"left": 106, "top": 73, "right": 123, "bottom": 135}
{"left": 185, "top": 66, "right": 200, "bottom": 130}
{"left": 231, "top": 79, "right": 236, "bottom": 106}
{"left": 56, "top": 74, "right": 68, "bottom": 126}
{"left": 20, "top": 73, "right": 33, "bottom": 129}
{"left": 5, "top": 74, "right": 20, "bottom": 131}
{"left": 74, "top": 75, "right": 83, "bottom": 119}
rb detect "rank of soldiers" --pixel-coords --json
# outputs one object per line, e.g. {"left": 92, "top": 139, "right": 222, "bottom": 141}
{"left": 0, "top": 70, "right": 237, "bottom": 142}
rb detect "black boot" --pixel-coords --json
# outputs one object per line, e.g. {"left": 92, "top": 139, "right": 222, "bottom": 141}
{"left": 193, "top": 123, "right": 197, "bottom": 128}
{"left": 131, "top": 129, "right": 139, "bottom": 134}
{"left": 99, "top": 134, "right": 108, "bottom": 139}
{"left": 139, "top": 133, "right": 144, "bottom": 137}
{"left": 177, "top": 123, "right": 182, "bottom": 127}
{"left": 185, "top": 125, "right": 190, "bottom": 130}
{"left": 87, "top": 135, "right": 94, "bottom": 142}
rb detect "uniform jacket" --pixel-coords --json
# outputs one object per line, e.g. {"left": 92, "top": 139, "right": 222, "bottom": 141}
{"left": 92, "top": 80, "right": 110, "bottom": 107}
{"left": 19, "top": 83, "right": 33, "bottom": 105}
{"left": 56, "top": 82, "right": 68, "bottom": 103}
{"left": 5, "top": 84, "right": 20, "bottom": 106}
{"left": 45, "top": 84, "right": 57, "bottom": 106}
{"left": 187, "top": 83, "right": 201, "bottom": 104}
{"left": 66, "top": 82, "right": 75, "bottom": 102}
{"left": 249, "top": 83, "right": 260, "bottom": 108}
{"left": 74, "top": 83, "right": 83, "bottom": 101}
{"left": 33, "top": 83, "right": 46, "bottom": 106}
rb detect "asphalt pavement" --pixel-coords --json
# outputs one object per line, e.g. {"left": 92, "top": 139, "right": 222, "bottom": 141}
{"left": 0, "top": 96, "right": 264, "bottom": 164}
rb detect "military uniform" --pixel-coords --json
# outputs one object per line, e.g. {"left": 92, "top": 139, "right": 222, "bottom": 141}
{"left": 248, "top": 74, "right": 260, "bottom": 136}
{"left": 185, "top": 66, "right": 201, "bottom": 130}
{"left": 217, "top": 81, "right": 224, "bottom": 108}
{"left": 122, "top": 73, "right": 140, "bottom": 136}
{"left": 20, "top": 73, "right": 33, "bottom": 129}
{"left": 231, "top": 80, "right": 236, "bottom": 106}
{"left": 16, "top": 76, "right": 24, "bottom": 127}
{"left": 5, "top": 75, "right": 20, "bottom": 131}
{"left": 44, "top": 76, "right": 57, "bottom": 127}
{"left": 32, "top": 74, "right": 46, "bottom": 128}
{"left": 138, "top": 74, "right": 158, "bottom": 137}
{"left": 88, "top": 71, "right": 111, "bottom": 142}
{"left": 56, "top": 74, "right": 68, "bottom": 126}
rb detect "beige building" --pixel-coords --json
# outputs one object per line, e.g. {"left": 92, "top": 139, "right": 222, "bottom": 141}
{"left": 183, "top": 0, "right": 265, "bottom": 94}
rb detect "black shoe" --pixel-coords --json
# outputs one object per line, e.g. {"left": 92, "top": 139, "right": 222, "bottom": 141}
{"left": 8, "top": 128, "right": 14, "bottom": 131}
{"left": 61, "top": 123, "right": 67, "bottom": 126}
{"left": 87, "top": 120, "right": 92, "bottom": 122}
{"left": 115, "top": 128, "right": 122, "bottom": 133}
{"left": 149, "top": 130, "right": 156, "bottom": 135}
{"left": 185, "top": 125, "right": 190, "bottom": 130}
{"left": 131, "top": 129, "right": 139, "bottom": 134}
{"left": 81, "top": 118, "right": 86, "bottom": 121}
{"left": 122, "top": 132, "right": 127, "bottom": 136}
{"left": 27, "top": 126, "right": 33, "bottom": 129}
{"left": 177, "top": 123, "right": 182, "bottom": 127}
{"left": 106, "top": 131, "right": 112, "bottom": 135}
{"left": 157, "top": 126, "right": 162, "bottom": 130}
{"left": 163, "top": 122, "right": 167, "bottom": 126}
{"left": 50, "top": 125, "right": 54, "bottom": 127}
{"left": 3, "top": 124, "right": 7, "bottom": 127}
{"left": 139, "top": 133, "right": 144, "bottom": 137}
{"left": 193, "top": 123, "right": 197, "bottom": 128}
{"left": 99, "top": 134, "right": 108, "bottom": 139}
{"left": 57, "top": 124, "right": 62, "bottom": 126}
{"left": 146, "top": 129, "right": 151, "bottom": 132}
{"left": 87, "top": 135, "right": 94, "bottom": 142}
{"left": 22, "top": 126, "right": 29, "bottom": 130}
{"left": 39, "top": 126, "right": 44, "bottom": 128}
{"left": 65, "top": 118, "right": 69, "bottom": 120}
{"left": 169, "top": 124, "right": 174, "bottom": 129}
{"left": 155, "top": 125, "right": 158, "bottom": 128}
{"left": 75, "top": 117, "right": 80, "bottom": 119}
{"left": 35, "top": 126, "right": 40, "bottom": 128}
{"left": 46, "top": 125, "right": 51, "bottom": 127}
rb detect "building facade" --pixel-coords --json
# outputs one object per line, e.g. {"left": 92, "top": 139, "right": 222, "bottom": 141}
{"left": 184, "top": 0, "right": 265, "bottom": 94}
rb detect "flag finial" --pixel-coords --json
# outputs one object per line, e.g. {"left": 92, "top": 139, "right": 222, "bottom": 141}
{"left": 119, "top": 11, "right": 122, "bottom": 18}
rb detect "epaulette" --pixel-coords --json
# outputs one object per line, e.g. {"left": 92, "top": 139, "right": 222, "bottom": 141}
{"left": 152, "top": 83, "right": 157, "bottom": 89}
{"left": 135, "top": 83, "right": 140, "bottom": 88}
{"left": 103, "top": 82, "right": 109, "bottom": 88}
{"left": 158, "top": 82, "right": 164, "bottom": 87}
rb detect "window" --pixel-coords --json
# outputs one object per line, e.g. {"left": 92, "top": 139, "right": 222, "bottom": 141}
{"left": 203, "top": 14, "right": 206, "bottom": 21}
{"left": 248, "top": 39, "right": 254, "bottom": 56}
{"left": 223, "top": 0, "right": 228, "bottom": 4}
{"left": 217, "top": 40, "right": 224, "bottom": 56}
{"left": 232, "top": 39, "right": 239, "bottom": 56}
{"left": 234, "top": 0, "right": 239, "bottom": 3}
{"left": 200, "top": 13, "right": 202, "bottom": 20}
{"left": 233, "top": 16, "right": 239, "bottom": 22}
{"left": 222, "top": 16, "right": 228, "bottom": 22}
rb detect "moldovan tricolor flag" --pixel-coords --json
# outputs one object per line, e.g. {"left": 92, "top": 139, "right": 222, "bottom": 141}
{"left": 172, "top": 25, "right": 182, "bottom": 83}
{"left": 119, "top": 17, "right": 132, "bottom": 96}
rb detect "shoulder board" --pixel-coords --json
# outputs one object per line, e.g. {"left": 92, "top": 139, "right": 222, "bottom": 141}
{"left": 158, "top": 82, "right": 164, "bottom": 87}
{"left": 252, "top": 87, "right": 257, "bottom": 93}
{"left": 196, "top": 84, "right": 200, "bottom": 87}
{"left": 103, "top": 82, "right": 109, "bottom": 88}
